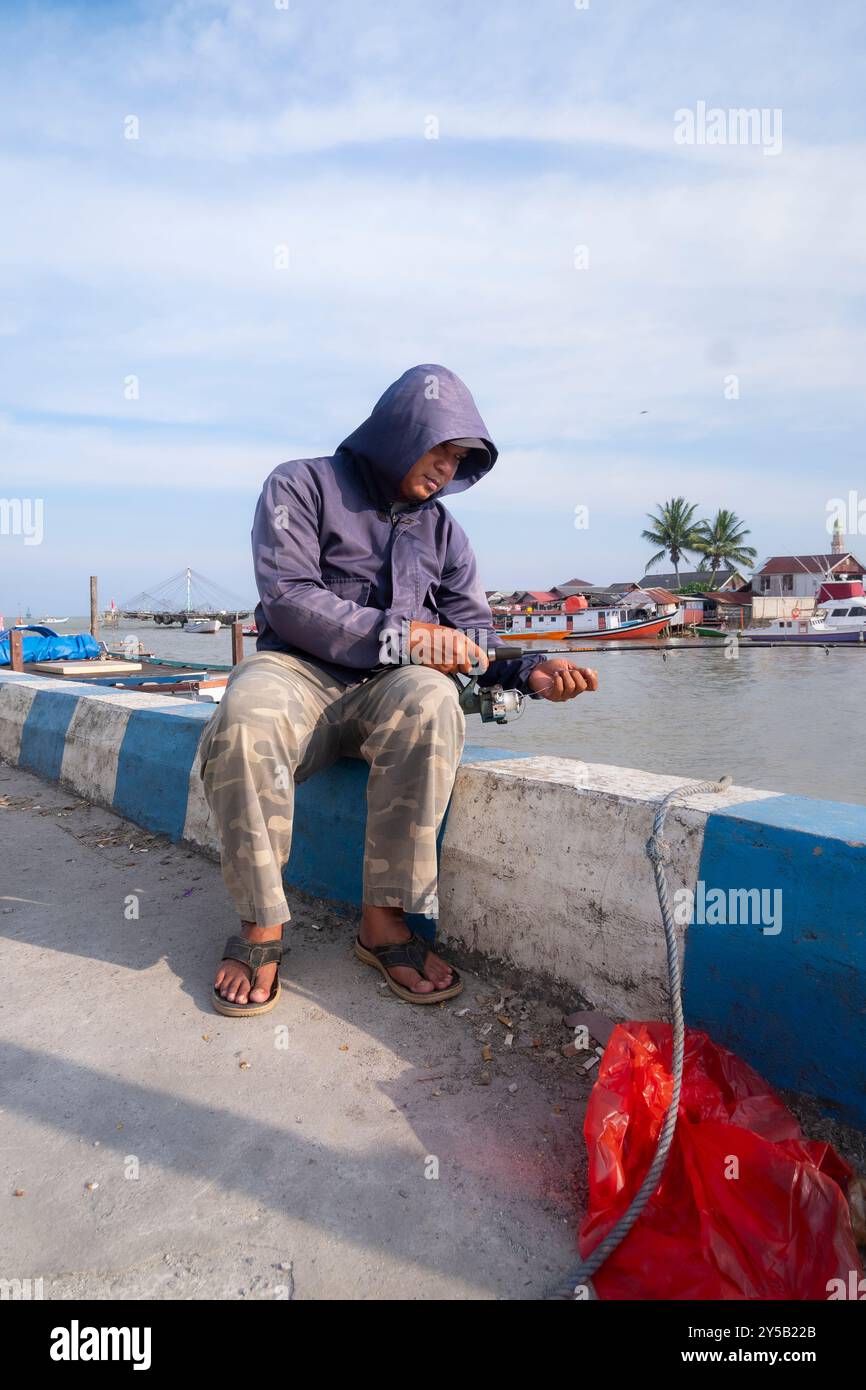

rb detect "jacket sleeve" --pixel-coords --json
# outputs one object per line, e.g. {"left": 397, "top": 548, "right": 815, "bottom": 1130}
{"left": 434, "top": 521, "right": 547, "bottom": 698}
{"left": 252, "top": 466, "right": 399, "bottom": 670}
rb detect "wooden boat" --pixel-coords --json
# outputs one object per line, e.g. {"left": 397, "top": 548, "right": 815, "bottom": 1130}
{"left": 495, "top": 607, "right": 671, "bottom": 641}
{"left": 494, "top": 610, "right": 570, "bottom": 639}
{"left": 565, "top": 614, "right": 672, "bottom": 641}
{"left": 91, "top": 671, "right": 228, "bottom": 702}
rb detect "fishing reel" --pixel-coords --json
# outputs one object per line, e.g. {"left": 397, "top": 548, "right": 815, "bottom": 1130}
{"left": 455, "top": 676, "right": 525, "bottom": 724}
{"left": 452, "top": 641, "right": 540, "bottom": 723}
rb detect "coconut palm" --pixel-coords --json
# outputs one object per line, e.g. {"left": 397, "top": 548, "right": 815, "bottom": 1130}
{"left": 693, "top": 509, "right": 757, "bottom": 588}
{"left": 641, "top": 498, "right": 704, "bottom": 586}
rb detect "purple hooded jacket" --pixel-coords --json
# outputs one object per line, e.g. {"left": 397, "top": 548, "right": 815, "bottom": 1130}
{"left": 251, "top": 364, "right": 546, "bottom": 695}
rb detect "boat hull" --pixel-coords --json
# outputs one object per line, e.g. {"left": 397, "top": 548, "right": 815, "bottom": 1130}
{"left": 183, "top": 620, "right": 221, "bottom": 634}
{"left": 743, "top": 629, "right": 864, "bottom": 644}
{"left": 564, "top": 616, "right": 672, "bottom": 642}
{"left": 494, "top": 629, "right": 571, "bottom": 640}
{"left": 494, "top": 616, "right": 672, "bottom": 642}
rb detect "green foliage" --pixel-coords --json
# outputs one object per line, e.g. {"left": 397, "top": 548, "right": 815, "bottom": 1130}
{"left": 641, "top": 497, "right": 704, "bottom": 584}
{"left": 692, "top": 509, "right": 757, "bottom": 586}
{"left": 642, "top": 501, "right": 756, "bottom": 588}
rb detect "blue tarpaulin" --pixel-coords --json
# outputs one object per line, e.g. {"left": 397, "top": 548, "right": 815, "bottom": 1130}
{"left": 0, "top": 625, "right": 102, "bottom": 667}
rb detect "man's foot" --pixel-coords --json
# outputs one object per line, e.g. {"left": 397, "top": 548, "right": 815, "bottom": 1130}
{"left": 358, "top": 905, "right": 454, "bottom": 996}
{"left": 214, "top": 920, "right": 281, "bottom": 1005}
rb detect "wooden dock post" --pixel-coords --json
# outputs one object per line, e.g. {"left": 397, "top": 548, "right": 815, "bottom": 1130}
{"left": 231, "top": 620, "right": 244, "bottom": 667}
{"left": 90, "top": 576, "right": 99, "bottom": 642}
{"left": 10, "top": 629, "right": 24, "bottom": 671}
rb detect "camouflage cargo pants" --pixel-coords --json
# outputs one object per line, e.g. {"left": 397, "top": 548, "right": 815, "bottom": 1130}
{"left": 198, "top": 650, "right": 465, "bottom": 926}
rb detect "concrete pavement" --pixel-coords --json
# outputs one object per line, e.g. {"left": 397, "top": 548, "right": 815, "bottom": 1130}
{"left": 1, "top": 761, "right": 589, "bottom": 1300}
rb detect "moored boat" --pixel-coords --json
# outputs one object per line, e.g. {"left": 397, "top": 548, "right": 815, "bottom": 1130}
{"left": 815, "top": 589, "right": 866, "bottom": 634}
{"left": 742, "top": 615, "right": 865, "bottom": 644}
{"left": 495, "top": 606, "right": 671, "bottom": 641}
{"left": 183, "top": 618, "right": 222, "bottom": 633}
{"left": 565, "top": 614, "right": 672, "bottom": 641}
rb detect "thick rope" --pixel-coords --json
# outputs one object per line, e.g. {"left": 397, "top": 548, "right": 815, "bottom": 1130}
{"left": 549, "top": 773, "right": 732, "bottom": 1300}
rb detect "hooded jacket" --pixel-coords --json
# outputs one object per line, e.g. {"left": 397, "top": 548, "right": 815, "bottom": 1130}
{"left": 251, "top": 364, "right": 545, "bottom": 694}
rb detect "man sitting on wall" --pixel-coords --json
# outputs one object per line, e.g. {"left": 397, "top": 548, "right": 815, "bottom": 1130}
{"left": 199, "top": 364, "right": 598, "bottom": 1016}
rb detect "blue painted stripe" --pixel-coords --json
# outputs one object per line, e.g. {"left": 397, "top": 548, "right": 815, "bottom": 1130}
{"left": 285, "top": 759, "right": 442, "bottom": 942}
{"left": 286, "top": 759, "right": 370, "bottom": 910}
{"left": 19, "top": 689, "right": 79, "bottom": 781}
{"left": 715, "top": 790, "right": 866, "bottom": 842}
{"left": 684, "top": 795, "right": 866, "bottom": 1130}
{"left": 282, "top": 743, "right": 533, "bottom": 939}
{"left": 113, "top": 708, "right": 206, "bottom": 840}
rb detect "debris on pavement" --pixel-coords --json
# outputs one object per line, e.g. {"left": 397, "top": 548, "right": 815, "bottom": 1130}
{"left": 563, "top": 1009, "right": 617, "bottom": 1047}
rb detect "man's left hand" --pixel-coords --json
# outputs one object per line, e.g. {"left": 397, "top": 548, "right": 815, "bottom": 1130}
{"left": 528, "top": 658, "right": 599, "bottom": 702}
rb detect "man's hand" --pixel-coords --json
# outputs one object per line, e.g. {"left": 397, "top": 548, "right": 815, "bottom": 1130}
{"left": 408, "top": 621, "right": 489, "bottom": 676}
{"left": 528, "top": 658, "right": 598, "bottom": 702}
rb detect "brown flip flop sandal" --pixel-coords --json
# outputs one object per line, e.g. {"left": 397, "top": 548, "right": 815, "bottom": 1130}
{"left": 355, "top": 931, "right": 463, "bottom": 1004}
{"left": 212, "top": 933, "right": 284, "bottom": 1017}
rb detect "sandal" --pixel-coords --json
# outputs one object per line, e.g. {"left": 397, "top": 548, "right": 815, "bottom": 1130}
{"left": 355, "top": 931, "right": 463, "bottom": 1005}
{"left": 212, "top": 933, "right": 284, "bottom": 1017}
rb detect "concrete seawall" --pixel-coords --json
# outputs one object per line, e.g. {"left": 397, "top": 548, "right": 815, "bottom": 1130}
{"left": 2, "top": 669, "right": 865, "bottom": 1129}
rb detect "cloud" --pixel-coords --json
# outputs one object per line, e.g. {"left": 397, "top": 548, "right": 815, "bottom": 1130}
{"left": 2, "top": 0, "right": 865, "bottom": 594}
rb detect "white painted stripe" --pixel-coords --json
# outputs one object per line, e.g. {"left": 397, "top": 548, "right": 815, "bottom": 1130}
{"left": 59, "top": 696, "right": 133, "bottom": 810}
{"left": 0, "top": 680, "right": 39, "bottom": 765}
{"left": 440, "top": 759, "right": 710, "bottom": 1015}
{"left": 458, "top": 755, "right": 782, "bottom": 813}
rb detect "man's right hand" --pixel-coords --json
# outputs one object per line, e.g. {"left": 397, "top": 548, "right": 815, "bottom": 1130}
{"left": 408, "top": 621, "right": 489, "bottom": 676}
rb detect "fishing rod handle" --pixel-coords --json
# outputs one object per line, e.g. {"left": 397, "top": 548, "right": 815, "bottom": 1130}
{"left": 488, "top": 646, "right": 559, "bottom": 659}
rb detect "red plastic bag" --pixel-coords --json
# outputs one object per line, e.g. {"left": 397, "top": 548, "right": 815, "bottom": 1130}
{"left": 579, "top": 1022, "right": 862, "bottom": 1300}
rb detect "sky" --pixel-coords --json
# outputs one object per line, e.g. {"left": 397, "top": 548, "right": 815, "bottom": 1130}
{"left": 1, "top": 0, "right": 865, "bottom": 615}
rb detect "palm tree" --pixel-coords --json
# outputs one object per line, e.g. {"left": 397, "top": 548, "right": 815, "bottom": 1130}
{"left": 641, "top": 498, "right": 703, "bottom": 586}
{"left": 692, "top": 509, "right": 757, "bottom": 588}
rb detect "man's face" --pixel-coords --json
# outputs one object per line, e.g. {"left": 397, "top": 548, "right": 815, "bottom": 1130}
{"left": 399, "top": 441, "right": 469, "bottom": 503}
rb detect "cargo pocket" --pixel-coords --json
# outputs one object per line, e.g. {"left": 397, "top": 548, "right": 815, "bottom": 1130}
{"left": 321, "top": 576, "right": 373, "bottom": 605}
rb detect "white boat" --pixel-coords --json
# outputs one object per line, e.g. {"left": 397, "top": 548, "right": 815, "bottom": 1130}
{"left": 816, "top": 598, "right": 866, "bottom": 632}
{"left": 36, "top": 617, "right": 68, "bottom": 625}
{"left": 745, "top": 578, "right": 866, "bottom": 643}
{"left": 183, "top": 619, "right": 222, "bottom": 634}
{"left": 743, "top": 615, "right": 864, "bottom": 644}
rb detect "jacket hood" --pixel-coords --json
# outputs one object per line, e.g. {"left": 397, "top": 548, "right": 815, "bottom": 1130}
{"left": 337, "top": 364, "right": 497, "bottom": 506}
